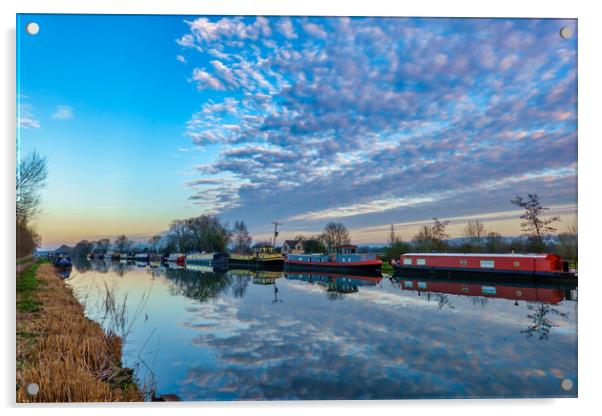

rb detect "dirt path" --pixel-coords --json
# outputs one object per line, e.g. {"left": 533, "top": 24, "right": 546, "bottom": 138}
{"left": 16, "top": 261, "right": 34, "bottom": 274}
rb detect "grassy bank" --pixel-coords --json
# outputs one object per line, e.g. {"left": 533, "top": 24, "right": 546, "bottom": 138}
{"left": 381, "top": 260, "right": 394, "bottom": 274}
{"left": 16, "top": 263, "right": 143, "bottom": 402}
{"left": 16, "top": 259, "right": 44, "bottom": 314}
{"left": 16, "top": 254, "right": 34, "bottom": 265}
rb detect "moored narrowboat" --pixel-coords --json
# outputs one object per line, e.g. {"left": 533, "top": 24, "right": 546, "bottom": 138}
{"left": 284, "top": 245, "right": 382, "bottom": 275}
{"left": 391, "top": 253, "right": 576, "bottom": 282}
{"left": 229, "top": 243, "right": 284, "bottom": 268}
{"left": 186, "top": 252, "right": 228, "bottom": 266}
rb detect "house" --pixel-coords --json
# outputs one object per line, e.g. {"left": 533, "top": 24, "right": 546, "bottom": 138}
{"left": 282, "top": 239, "right": 305, "bottom": 255}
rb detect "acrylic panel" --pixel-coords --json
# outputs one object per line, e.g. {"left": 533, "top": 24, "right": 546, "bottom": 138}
{"left": 16, "top": 14, "right": 578, "bottom": 402}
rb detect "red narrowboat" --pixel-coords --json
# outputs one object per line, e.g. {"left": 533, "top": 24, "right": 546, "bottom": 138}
{"left": 284, "top": 244, "right": 383, "bottom": 275}
{"left": 391, "top": 253, "right": 576, "bottom": 282}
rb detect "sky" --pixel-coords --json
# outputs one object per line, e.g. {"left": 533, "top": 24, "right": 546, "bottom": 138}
{"left": 16, "top": 15, "right": 578, "bottom": 249}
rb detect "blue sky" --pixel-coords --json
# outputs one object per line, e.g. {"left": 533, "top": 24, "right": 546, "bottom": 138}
{"left": 17, "top": 15, "right": 577, "bottom": 248}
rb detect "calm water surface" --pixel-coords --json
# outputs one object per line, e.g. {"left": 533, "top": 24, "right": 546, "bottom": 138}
{"left": 66, "top": 260, "right": 577, "bottom": 400}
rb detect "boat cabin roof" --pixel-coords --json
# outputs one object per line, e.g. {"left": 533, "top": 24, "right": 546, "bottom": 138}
{"left": 402, "top": 252, "right": 553, "bottom": 258}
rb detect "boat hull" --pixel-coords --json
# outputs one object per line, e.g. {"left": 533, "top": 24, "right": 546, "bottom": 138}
{"left": 228, "top": 257, "right": 284, "bottom": 269}
{"left": 285, "top": 260, "right": 382, "bottom": 275}
{"left": 392, "top": 264, "right": 577, "bottom": 285}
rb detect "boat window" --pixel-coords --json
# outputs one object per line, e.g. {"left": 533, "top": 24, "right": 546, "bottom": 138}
{"left": 482, "top": 286, "right": 497, "bottom": 295}
{"left": 417, "top": 282, "right": 427, "bottom": 289}
{"left": 480, "top": 260, "right": 495, "bottom": 268}
{"left": 403, "top": 258, "right": 412, "bottom": 265}
{"left": 416, "top": 258, "right": 426, "bottom": 266}
{"left": 404, "top": 281, "right": 413, "bottom": 288}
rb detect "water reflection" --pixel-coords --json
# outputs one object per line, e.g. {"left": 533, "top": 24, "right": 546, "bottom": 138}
{"left": 67, "top": 260, "right": 577, "bottom": 400}
{"left": 393, "top": 275, "right": 576, "bottom": 340}
{"left": 285, "top": 272, "right": 383, "bottom": 300}
{"left": 522, "top": 303, "right": 569, "bottom": 340}
{"left": 392, "top": 276, "right": 570, "bottom": 304}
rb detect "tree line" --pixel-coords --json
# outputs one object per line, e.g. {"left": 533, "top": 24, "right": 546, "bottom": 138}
{"left": 384, "top": 194, "right": 577, "bottom": 263}
{"left": 63, "top": 193, "right": 576, "bottom": 264}
{"left": 16, "top": 151, "right": 47, "bottom": 258}
{"left": 67, "top": 219, "right": 356, "bottom": 259}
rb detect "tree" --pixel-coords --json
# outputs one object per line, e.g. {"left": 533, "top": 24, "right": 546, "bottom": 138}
{"left": 412, "top": 218, "right": 450, "bottom": 252}
{"left": 16, "top": 220, "right": 41, "bottom": 258}
{"left": 388, "top": 224, "right": 400, "bottom": 246}
{"left": 463, "top": 220, "right": 486, "bottom": 252}
{"left": 484, "top": 231, "right": 504, "bottom": 253}
{"left": 94, "top": 238, "right": 111, "bottom": 254}
{"left": 232, "top": 220, "right": 252, "bottom": 253}
{"left": 385, "top": 240, "right": 413, "bottom": 263}
{"left": 413, "top": 225, "right": 433, "bottom": 252}
{"left": 71, "top": 239, "right": 94, "bottom": 258}
{"left": 555, "top": 223, "right": 578, "bottom": 263}
{"left": 113, "top": 235, "right": 134, "bottom": 253}
{"left": 185, "top": 215, "right": 231, "bottom": 253}
{"left": 168, "top": 219, "right": 190, "bottom": 252}
{"left": 16, "top": 151, "right": 48, "bottom": 257}
{"left": 148, "top": 235, "right": 162, "bottom": 253}
{"left": 321, "top": 222, "right": 351, "bottom": 249}
{"left": 511, "top": 194, "right": 560, "bottom": 251}
{"left": 16, "top": 151, "right": 48, "bottom": 222}
{"left": 303, "top": 238, "right": 326, "bottom": 254}
{"left": 55, "top": 244, "right": 71, "bottom": 254}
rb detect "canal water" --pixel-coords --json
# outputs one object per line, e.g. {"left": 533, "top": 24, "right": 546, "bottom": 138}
{"left": 66, "top": 260, "right": 577, "bottom": 401}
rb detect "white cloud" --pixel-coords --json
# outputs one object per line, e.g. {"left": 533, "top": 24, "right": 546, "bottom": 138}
{"left": 192, "top": 68, "right": 225, "bottom": 90}
{"left": 277, "top": 18, "right": 297, "bottom": 39}
{"left": 302, "top": 22, "right": 327, "bottom": 38}
{"left": 18, "top": 103, "right": 40, "bottom": 129}
{"left": 288, "top": 196, "right": 438, "bottom": 221}
{"left": 51, "top": 105, "right": 74, "bottom": 120}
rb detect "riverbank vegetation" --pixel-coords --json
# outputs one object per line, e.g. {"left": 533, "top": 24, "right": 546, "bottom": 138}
{"left": 16, "top": 151, "right": 47, "bottom": 258}
{"left": 16, "top": 263, "right": 142, "bottom": 402}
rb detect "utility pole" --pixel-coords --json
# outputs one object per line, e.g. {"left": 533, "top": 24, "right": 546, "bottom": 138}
{"left": 272, "top": 221, "right": 282, "bottom": 248}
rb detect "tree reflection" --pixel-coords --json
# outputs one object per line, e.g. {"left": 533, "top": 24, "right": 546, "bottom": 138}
{"left": 435, "top": 294, "right": 455, "bottom": 310}
{"left": 71, "top": 256, "right": 91, "bottom": 273}
{"left": 164, "top": 268, "right": 231, "bottom": 303}
{"left": 522, "top": 303, "right": 568, "bottom": 340}
{"left": 470, "top": 296, "right": 489, "bottom": 307}
{"left": 111, "top": 261, "right": 134, "bottom": 277}
{"left": 230, "top": 274, "right": 250, "bottom": 298}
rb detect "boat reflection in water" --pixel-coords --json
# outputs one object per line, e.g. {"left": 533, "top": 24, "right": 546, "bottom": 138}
{"left": 285, "top": 271, "right": 383, "bottom": 299}
{"left": 393, "top": 274, "right": 577, "bottom": 340}
{"left": 392, "top": 275, "right": 577, "bottom": 304}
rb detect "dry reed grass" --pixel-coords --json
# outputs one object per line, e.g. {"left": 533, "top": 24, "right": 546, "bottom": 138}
{"left": 16, "top": 264, "right": 143, "bottom": 402}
